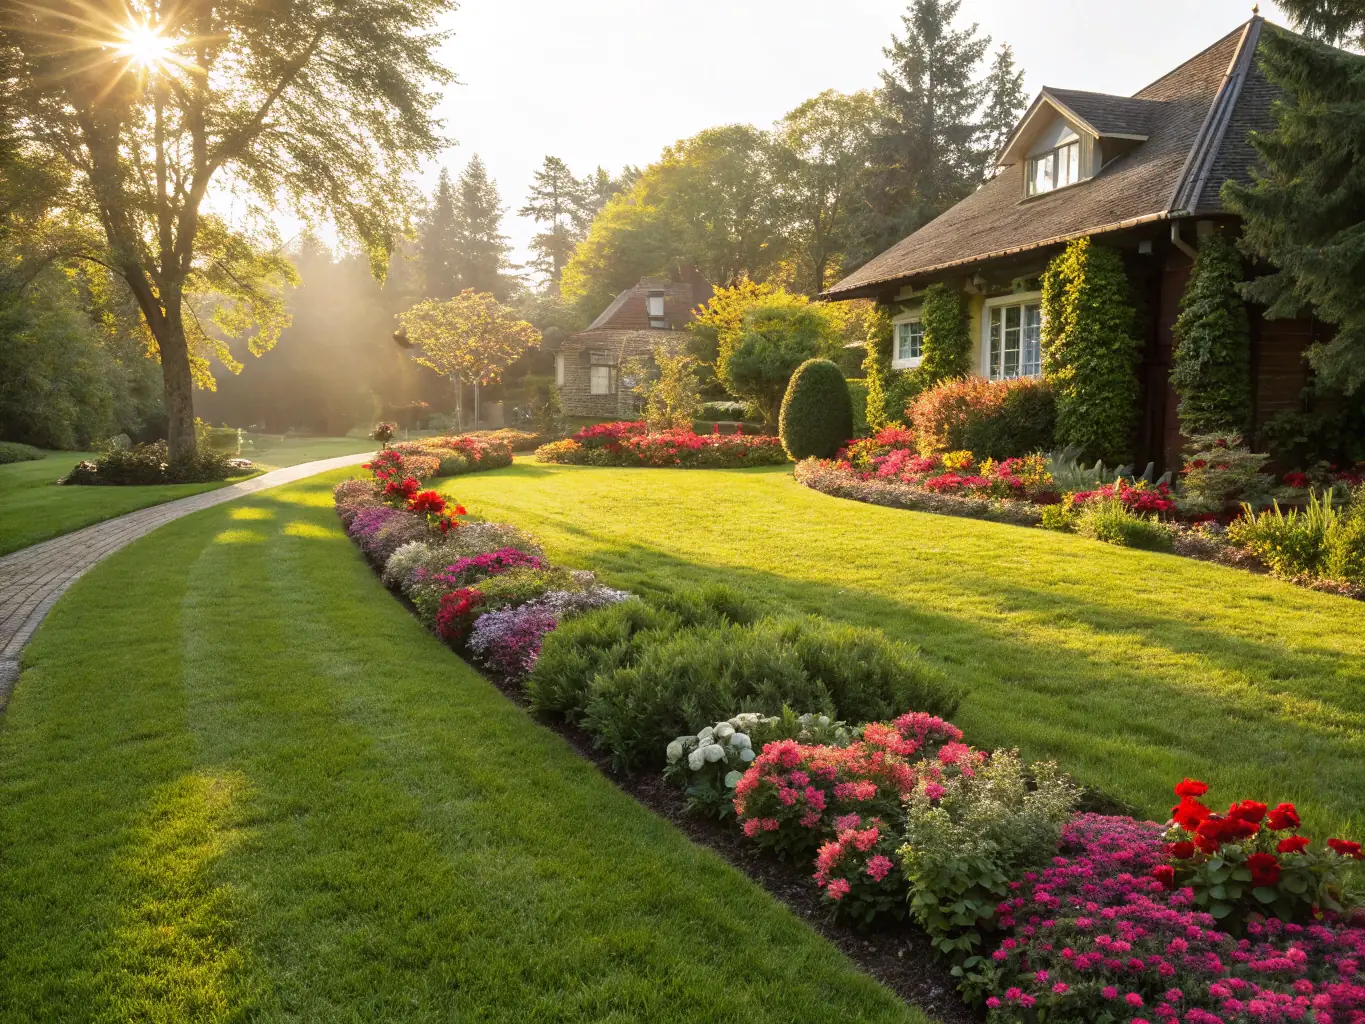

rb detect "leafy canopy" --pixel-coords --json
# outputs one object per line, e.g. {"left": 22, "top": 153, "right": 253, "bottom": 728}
{"left": 400, "top": 290, "right": 540, "bottom": 387}
{"left": 718, "top": 297, "right": 840, "bottom": 428}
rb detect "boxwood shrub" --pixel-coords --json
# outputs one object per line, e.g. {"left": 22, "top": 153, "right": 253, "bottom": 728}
{"left": 779, "top": 358, "right": 853, "bottom": 460}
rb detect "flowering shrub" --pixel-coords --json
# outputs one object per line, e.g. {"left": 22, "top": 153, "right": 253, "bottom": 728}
{"left": 983, "top": 812, "right": 1365, "bottom": 1024}
{"left": 523, "top": 585, "right": 633, "bottom": 619}
{"left": 908, "top": 375, "right": 1056, "bottom": 460}
{"left": 899, "top": 751, "right": 1078, "bottom": 969}
{"left": 1162, "top": 778, "right": 1361, "bottom": 931}
{"left": 1178, "top": 434, "right": 1274, "bottom": 515}
{"left": 664, "top": 715, "right": 763, "bottom": 818}
{"left": 838, "top": 425, "right": 917, "bottom": 473}
{"left": 535, "top": 423, "right": 789, "bottom": 468}
{"left": 435, "top": 587, "right": 483, "bottom": 641}
{"left": 466, "top": 605, "right": 560, "bottom": 680}
{"left": 814, "top": 815, "right": 907, "bottom": 925}
{"left": 1072, "top": 479, "right": 1178, "bottom": 515}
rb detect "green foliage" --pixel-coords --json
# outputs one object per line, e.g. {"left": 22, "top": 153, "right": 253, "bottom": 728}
{"left": 1075, "top": 497, "right": 1175, "bottom": 552}
{"left": 915, "top": 283, "right": 973, "bottom": 387}
{"left": 0, "top": 441, "right": 42, "bottom": 464}
{"left": 1177, "top": 434, "right": 1273, "bottom": 515}
{"left": 1039, "top": 499, "right": 1077, "bottom": 533}
{"left": 718, "top": 300, "right": 838, "bottom": 428}
{"left": 1041, "top": 238, "right": 1141, "bottom": 464}
{"left": 780, "top": 359, "right": 853, "bottom": 460}
{"left": 908, "top": 376, "right": 1055, "bottom": 459}
{"left": 1228, "top": 488, "right": 1365, "bottom": 586}
{"left": 1223, "top": 28, "right": 1365, "bottom": 393}
{"left": 899, "top": 752, "right": 1078, "bottom": 967}
{"left": 61, "top": 441, "right": 233, "bottom": 487}
{"left": 1172, "top": 233, "right": 1252, "bottom": 436}
{"left": 845, "top": 379, "right": 871, "bottom": 437}
{"left": 628, "top": 344, "right": 703, "bottom": 432}
{"left": 861, "top": 321, "right": 918, "bottom": 432}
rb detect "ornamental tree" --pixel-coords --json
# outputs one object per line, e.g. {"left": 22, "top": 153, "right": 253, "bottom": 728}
{"left": 1, "top": 0, "right": 456, "bottom": 459}
{"left": 399, "top": 290, "right": 540, "bottom": 392}
{"left": 718, "top": 299, "right": 838, "bottom": 429}
{"left": 1171, "top": 233, "right": 1252, "bottom": 437}
{"left": 1041, "top": 238, "right": 1140, "bottom": 464}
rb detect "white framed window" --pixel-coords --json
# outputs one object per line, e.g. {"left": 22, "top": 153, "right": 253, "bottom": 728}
{"left": 554, "top": 353, "right": 565, "bottom": 386}
{"left": 588, "top": 352, "right": 616, "bottom": 395}
{"left": 1027, "top": 140, "right": 1082, "bottom": 197}
{"left": 647, "top": 292, "right": 667, "bottom": 328}
{"left": 891, "top": 316, "right": 924, "bottom": 369}
{"left": 983, "top": 294, "right": 1043, "bottom": 380}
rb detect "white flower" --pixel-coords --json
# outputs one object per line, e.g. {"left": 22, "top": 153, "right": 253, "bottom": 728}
{"left": 688, "top": 749, "right": 706, "bottom": 771}
{"left": 739, "top": 748, "right": 756, "bottom": 762}
{"left": 702, "top": 743, "right": 725, "bottom": 763}
{"left": 698, "top": 726, "right": 714, "bottom": 742}
{"left": 724, "top": 770, "right": 743, "bottom": 788}
{"left": 818, "top": 716, "right": 830, "bottom": 726}
{"left": 715, "top": 722, "right": 735, "bottom": 741}
{"left": 731, "top": 733, "right": 751, "bottom": 750}
{"left": 666, "top": 740, "right": 684, "bottom": 763}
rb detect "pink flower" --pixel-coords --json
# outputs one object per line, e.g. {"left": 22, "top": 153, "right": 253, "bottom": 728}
{"left": 826, "top": 878, "right": 850, "bottom": 900}
{"left": 1126, "top": 992, "right": 1145, "bottom": 1008}
{"left": 1103, "top": 987, "right": 1119, "bottom": 1000}
{"left": 866, "top": 855, "right": 894, "bottom": 882}
{"left": 1052, "top": 982, "right": 1070, "bottom": 994}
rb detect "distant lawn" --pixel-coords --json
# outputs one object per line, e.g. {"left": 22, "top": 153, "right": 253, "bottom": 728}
{"left": 446, "top": 460, "right": 1365, "bottom": 840}
{"left": 0, "top": 438, "right": 372, "bottom": 557}
{"left": 0, "top": 469, "right": 919, "bottom": 1023}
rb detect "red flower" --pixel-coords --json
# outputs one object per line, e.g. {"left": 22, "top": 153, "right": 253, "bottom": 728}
{"left": 384, "top": 475, "right": 421, "bottom": 501}
{"left": 1247, "top": 852, "right": 1282, "bottom": 887}
{"left": 1172, "top": 796, "right": 1212, "bottom": 831}
{"left": 1267, "top": 803, "right": 1300, "bottom": 831}
{"left": 1150, "top": 865, "right": 1177, "bottom": 889}
{"left": 1282, "top": 471, "right": 1310, "bottom": 489}
{"left": 1175, "top": 778, "right": 1210, "bottom": 798}
{"left": 1328, "top": 839, "right": 1364, "bottom": 860}
{"left": 1168, "top": 841, "right": 1197, "bottom": 860}
{"left": 408, "top": 490, "right": 447, "bottom": 515}
{"left": 1229, "top": 800, "right": 1268, "bottom": 824}
{"left": 1277, "top": 836, "right": 1310, "bottom": 855}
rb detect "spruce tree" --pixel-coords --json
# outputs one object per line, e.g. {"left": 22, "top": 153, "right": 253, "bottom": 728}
{"left": 421, "top": 169, "right": 461, "bottom": 300}
{"left": 978, "top": 44, "right": 1028, "bottom": 177}
{"left": 518, "top": 156, "right": 586, "bottom": 285}
{"left": 452, "top": 155, "right": 516, "bottom": 300}
{"left": 1222, "top": 27, "right": 1365, "bottom": 394}
{"left": 1171, "top": 233, "right": 1252, "bottom": 436}
{"left": 573, "top": 166, "right": 640, "bottom": 233}
{"left": 1277, "top": 0, "right": 1365, "bottom": 47}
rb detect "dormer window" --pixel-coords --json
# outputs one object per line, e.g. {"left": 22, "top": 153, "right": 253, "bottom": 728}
{"left": 646, "top": 292, "right": 667, "bottom": 329}
{"left": 1028, "top": 139, "right": 1082, "bottom": 196}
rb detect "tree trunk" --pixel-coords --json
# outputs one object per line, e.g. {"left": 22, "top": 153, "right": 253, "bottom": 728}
{"left": 155, "top": 311, "right": 198, "bottom": 462}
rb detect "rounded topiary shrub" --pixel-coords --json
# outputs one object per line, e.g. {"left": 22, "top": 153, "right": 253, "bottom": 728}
{"left": 779, "top": 358, "right": 853, "bottom": 460}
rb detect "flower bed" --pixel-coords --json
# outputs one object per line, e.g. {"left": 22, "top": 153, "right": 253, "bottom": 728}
{"left": 387, "top": 433, "right": 515, "bottom": 478}
{"left": 535, "top": 421, "right": 789, "bottom": 468}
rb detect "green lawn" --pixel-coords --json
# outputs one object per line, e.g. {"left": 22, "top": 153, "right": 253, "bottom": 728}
{"left": 0, "top": 439, "right": 372, "bottom": 557}
{"left": 445, "top": 460, "right": 1365, "bottom": 840}
{"left": 0, "top": 468, "right": 920, "bottom": 1023}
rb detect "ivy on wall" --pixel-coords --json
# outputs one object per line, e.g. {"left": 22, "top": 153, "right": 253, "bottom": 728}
{"left": 1041, "top": 237, "right": 1140, "bottom": 464}
{"left": 864, "top": 282, "right": 972, "bottom": 429}
{"left": 1171, "top": 232, "right": 1252, "bottom": 437}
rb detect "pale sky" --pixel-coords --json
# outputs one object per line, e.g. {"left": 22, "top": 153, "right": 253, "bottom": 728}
{"left": 430, "top": 0, "right": 1287, "bottom": 276}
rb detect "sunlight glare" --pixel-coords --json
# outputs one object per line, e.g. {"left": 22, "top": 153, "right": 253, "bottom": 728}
{"left": 116, "top": 22, "right": 176, "bottom": 70}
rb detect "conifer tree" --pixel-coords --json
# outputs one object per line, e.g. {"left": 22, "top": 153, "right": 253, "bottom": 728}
{"left": 421, "top": 169, "right": 461, "bottom": 300}
{"left": 978, "top": 44, "right": 1028, "bottom": 176}
{"left": 519, "top": 156, "right": 586, "bottom": 285}
{"left": 452, "top": 155, "right": 516, "bottom": 300}
{"left": 1171, "top": 233, "right": 1252, "bottom": 436}
{"left": 573, "top": 166, "right": 640, "bottom": 233}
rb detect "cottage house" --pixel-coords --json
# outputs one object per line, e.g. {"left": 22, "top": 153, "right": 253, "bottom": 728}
{"left": 551, "top": 269, "right": 713, "bottom": 419}
{"left": 824, "top": 16, "right": 1323, "bottom": 471}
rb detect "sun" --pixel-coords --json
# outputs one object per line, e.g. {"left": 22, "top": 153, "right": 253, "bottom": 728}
{"left": 116, "top": 22, "right": 176, "bottom": 70}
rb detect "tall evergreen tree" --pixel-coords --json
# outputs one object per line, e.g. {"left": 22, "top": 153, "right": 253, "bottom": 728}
{"left": 863, "top": 0, "right": 991, "bottom": 259}
{"left": 1277, "top": 0, "right": 1365, "bottom": 47}
{"left": 978, "top": 44, "right": 1028, "bottom": 177}
{"left": 421, "top": 169, "right": 461, "bottom": 300}
{"left": 519, "top": 156, "right": 586, "bottom": 285}
{"left": 452, "top": 155, "right": 516, "bottom": 300}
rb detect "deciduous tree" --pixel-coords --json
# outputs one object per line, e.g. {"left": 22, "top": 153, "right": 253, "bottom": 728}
{"left": 400, "top": 290, "right": 540, "bottom": 391}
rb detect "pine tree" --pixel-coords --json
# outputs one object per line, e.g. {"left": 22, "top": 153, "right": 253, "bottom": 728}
{"left": 573, "top": 166, "right": 640, "bottom": 233}
{"left": 1223, "top": 27, "right": 1365, "bottom": 394}
{"left": 1277, "top": 0, "right": 1365, "bottom": 47}
{"left": 452, "top": 154, "right": 516, "bottom": 300}
{"left": 420, "top": 169, "right": 461, "bottom": 300}
{"left": 978, "top": 44, "right": 1028, "bottom": 177}
{"left": 1171, "top": 232, "right": 1252, "bottom": 436}
{"left": 519, "top": 156, "right": 586, "bottom": 285}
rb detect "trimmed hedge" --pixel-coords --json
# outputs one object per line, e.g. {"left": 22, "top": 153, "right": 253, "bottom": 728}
{"left": 0, "top": 441, "right": 43, "bottom": 464}
{"left": 909, "top": 376, "right": 1056, "bottom": 459}
{"left": 779, "top": 358, "right": 853, "bottom": 460}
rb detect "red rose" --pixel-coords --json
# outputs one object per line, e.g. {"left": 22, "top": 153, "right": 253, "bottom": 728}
{"left": 1175, "top": 779, "right": 1210, "bottom": 798}
{"left": 1151, "top": 865, "right": 1177, "bottom": 889}
{"left": 1247, "top": 852, "right": 1282, "bottom": 887}
{"left": 1173, "top": 796, "right": 1212, "bottom": 831}
{"left": 1328, "top": 839, "right": 1364, "bottom": 860}
{"left": 1277, "top": 836, "right": 1310, "bottom": 855}
{"left": 1229, "top": 800, "right": 1268, "bottom": 824}
{"left": 1267, "top": 803, "right": 1300, "bottom": 831}
{"left": 1169, "top": 841, "right": 1197, "bottom": 860}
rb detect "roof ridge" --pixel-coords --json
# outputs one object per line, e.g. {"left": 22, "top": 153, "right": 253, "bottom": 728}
{"left": 1167, "top": 17, "right": 1263, "bottom": 215}
{"left": 1133, "top": 18, "right": 1259, "bottom": 99}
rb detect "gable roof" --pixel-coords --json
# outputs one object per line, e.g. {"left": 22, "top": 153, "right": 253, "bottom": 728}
{"left": 575, "top": 270, "right": 712, "bottom": 335}
{"left": 825, "top": 18, "right": 1277, "bottom": 300}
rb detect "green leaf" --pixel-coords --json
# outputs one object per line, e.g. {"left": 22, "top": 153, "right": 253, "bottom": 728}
{"left": 1211, "top": 902, "right": 1233, "bottom": 919}
{"left": 1210, "top": 883, "right": 1226, "bottom": 900}
{"left": 1253, "top": 886, "right": 1279, "bottom": 904}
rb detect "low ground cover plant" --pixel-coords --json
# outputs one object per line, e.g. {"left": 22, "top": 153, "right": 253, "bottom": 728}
{"left": 534, "top": 421, "right": 789, "bottom": 468}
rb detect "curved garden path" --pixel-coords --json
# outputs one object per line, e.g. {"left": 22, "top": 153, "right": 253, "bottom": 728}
{"left": 0, "top": 452, "right": 372, "bottom": 706}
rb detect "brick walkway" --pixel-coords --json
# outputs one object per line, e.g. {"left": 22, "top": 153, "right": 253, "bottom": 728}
{"left": 0, "top": 452, "right": 373, "bottom": 708}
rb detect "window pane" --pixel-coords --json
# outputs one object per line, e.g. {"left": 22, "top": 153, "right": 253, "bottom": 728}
{"left": 897, "top": 323, "right": 909, "bottom": 361}
{"left": 1023, "top": 304, "right": 1043, "bottom": 376}
{"left": 1004, "top": 304, "right": 1021, "bottom": 378}
{"left": 590, "top": 365, "right": 611, "bottom": 395}
{"left": 1066, "top": 142, "right": 1081, "bottom": 185}
{"left": 909, "top": 322, "right": 923, "bottom": 359}
{"left": 989, "top": 307, "right": 1002, "bottom": 380}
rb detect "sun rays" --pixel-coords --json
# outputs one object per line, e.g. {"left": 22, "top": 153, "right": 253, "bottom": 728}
{"left": 114, "top": 20, "right": 177, "bottom": 72}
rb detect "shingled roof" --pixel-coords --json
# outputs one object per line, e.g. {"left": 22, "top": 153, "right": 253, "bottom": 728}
{"left": 825, "top": 17, "right": 1280, "bottom": 300}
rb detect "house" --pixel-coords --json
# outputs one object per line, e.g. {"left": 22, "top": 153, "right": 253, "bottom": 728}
{"left": 824, "top": 16, "right": 1323, "bottom": 471}
{"left": 550, "top": 269, "right": 713, "bottom": 419}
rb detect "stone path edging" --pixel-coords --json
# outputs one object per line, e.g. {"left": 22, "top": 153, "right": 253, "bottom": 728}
{"left": 0, "top": 452, "right": 374, "bottom": 708}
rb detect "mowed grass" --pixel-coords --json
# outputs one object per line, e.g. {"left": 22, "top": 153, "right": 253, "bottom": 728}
{"left": 0, "top": 469, "right": 921, "bottom": 1023}
{"left": 446, "top": 460, "right": 1365, "bottom": 839}
{"left": 0, "top": 439, "right": 372, "bottom": 556}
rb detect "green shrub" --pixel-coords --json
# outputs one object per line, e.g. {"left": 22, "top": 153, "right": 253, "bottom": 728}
{"left": 0, "top": 441, "right": 42, "bottom": 464}
{"left": 1176, "top": 433, "right": 1273, "bottom": 515}
{"left": 62, "top": 440, "right": 232, "bottom": 485}
{"left": 908, "top": 376, "right": 1055, "bottom": 458}
{"left": 779, "top": 358, "right": 853, "bottom": 460}
{"left": 1039, "top": 500, "right": 1078, "bottom": 532}
{"left": 646, "top": 583, "right": 760, "bottom": 628}
{"left": 845, "top": 379, "right": 870, "bottom": 438}
{"left": 1228, "top": 488, "right": 1365, "bottom": 585}
{"left": 1172, "top": 232, "right": 1252, "bottom": 436}
{"left": 1041, "top": 238, "right": 1140, "bottom": 464}
{"left": 915, "top": 283, "right": 973, "bottom": 388}
{"left": 1075, "top": 496, "right": 1174, "bottom": 551}
{"left": 899, "top": 752, "right": 1078, "bottom": 970}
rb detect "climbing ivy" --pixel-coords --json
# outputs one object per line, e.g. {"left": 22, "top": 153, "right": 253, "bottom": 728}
{"left": 863, "top": 282, "right": 972, "bottom": 428}
{"left": 1171, "top": 232, "right": 1252, "bottom": 436}
{"left": 1041, "top": 238, "right": 1140, "bottom": 464}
